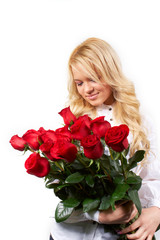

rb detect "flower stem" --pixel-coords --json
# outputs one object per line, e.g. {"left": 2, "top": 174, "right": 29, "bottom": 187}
{"left": 120, "top": 153, "right": 127, "bottom": 182}
{"left": 77, "top": 183, "right": 90, "bottom": 197}
{"left": 54, "top": 161, "right": 64, "bottom": 171}
{"left": 109, "top": 148, "right": 113, "bottom": 160}
{"left": 28, "top": 147, "right": 34, "bottom": 153}
{"left": 100, "top": 162, "right": 112, "bottom": 183}
{"left": 77, "top": 155, "right": 94, "bottom": 175}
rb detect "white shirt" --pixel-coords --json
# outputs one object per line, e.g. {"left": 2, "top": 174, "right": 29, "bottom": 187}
{"left": 50, "top": 104, "right": 160, "bottom": 240}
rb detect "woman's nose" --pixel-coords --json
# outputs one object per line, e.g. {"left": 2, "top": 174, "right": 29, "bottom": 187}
{"left": 84, "top": 83, "right": 94, "bottom": 93}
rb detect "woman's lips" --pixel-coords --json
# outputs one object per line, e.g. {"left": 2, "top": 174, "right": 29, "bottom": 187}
{"left": 86, "top": 93, "right": 99, "bottom": 100}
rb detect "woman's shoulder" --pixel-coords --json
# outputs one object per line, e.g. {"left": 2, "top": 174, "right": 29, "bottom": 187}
{"left": 140, "top": 106, "right": 157, "bottom": 133}
{"left": 140, "top": 105, "right": 159, "bottom": 152}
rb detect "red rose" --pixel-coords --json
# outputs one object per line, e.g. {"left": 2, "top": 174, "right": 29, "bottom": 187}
{"left": 40, "top": 130, "right": 57, "bottom": 144}
{"left": 91, "top": 116, "right": 111, "bottom": 138}
{"left": 70, "top": 115, "right": 91, "bottom": 140}
{"left": 81, "top": 134, "right": 104, "bottom": 159}
{"left": 105, "top": 124, "right": 129, "bottom": 152}
{"left": 38, "top": 127, "right": 46, "bottom": 134}
{"left": 55, "top": 126, "right": 72, "bottom": 142}
{"left": 59, "top": 106, "right": 76, "bottom": 125}
{"left": 22, "top": 129, "right": 41, "bottom": 150}
{"left": 50, "top": 139, "right": 77, "bottom": 162}
{"left": 25, "top": 152, "right": 50, "bottom": 177}
{"left": 10, "top": 135, "right": 27, "bottom": 151}
{"left": 40, "top": 140, "right": 53, "bottom": 153}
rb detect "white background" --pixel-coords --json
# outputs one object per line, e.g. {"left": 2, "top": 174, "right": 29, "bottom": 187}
{"left": 0, "top": 0, "right": 160, "bottom": 239}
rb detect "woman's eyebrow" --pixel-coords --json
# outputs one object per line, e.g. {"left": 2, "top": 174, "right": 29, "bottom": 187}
{"left": 74, "top": 79, "right": 82, "bottom": 81}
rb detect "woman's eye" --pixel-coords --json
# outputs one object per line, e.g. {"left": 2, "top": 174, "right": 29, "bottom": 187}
{"left": 76, "top": 82, "right": 83, "bottom": 86}
{"left": 89, "top": 79, "right": 95, "bottom": 82}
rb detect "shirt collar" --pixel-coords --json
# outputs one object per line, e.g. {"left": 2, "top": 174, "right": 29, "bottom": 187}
{"left": 96, "top": 103, "right": 114, "bottom": 112}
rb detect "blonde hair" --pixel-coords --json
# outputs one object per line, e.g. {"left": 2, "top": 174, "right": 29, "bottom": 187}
{"left": 67, "top": 37, "right": 150, "bottom": 157}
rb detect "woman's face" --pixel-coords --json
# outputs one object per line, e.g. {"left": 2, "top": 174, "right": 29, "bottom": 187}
{"left": 72, "top": 64, "right": 114, "bottom": 107}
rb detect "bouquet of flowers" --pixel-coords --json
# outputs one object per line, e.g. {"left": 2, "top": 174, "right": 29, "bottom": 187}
{"left": 10, "top": 107, "right": 149, "bottom": 239}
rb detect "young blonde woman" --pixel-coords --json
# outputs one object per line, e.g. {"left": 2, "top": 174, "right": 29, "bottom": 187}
{"left": 50, "top": 38, "right": 160, "bottom": 240}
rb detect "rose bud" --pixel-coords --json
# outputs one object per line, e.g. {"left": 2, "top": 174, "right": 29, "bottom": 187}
{"left": 70, "top": 115, "right": 91, "bottom": 140}
{"left": 24, "top": 152, "right": 50, "bottom": 177}
{"left": 81, "top": 134, "right": 104, "bottom": 159}
{"left": 39, "top": 139, "right": 53, "bottom": 153}
{"left": 105, "top": 124, "right": 129, "bottom": 152}
{"left": 38, "top": 127, "right": 46, "bottom": 134}
{"left": 40, "top": 130, "right": 57, "bottom": 144}
{"left": 55, "top": 126, "right": 72, "bottom": 142}
{"left": 91, "top": 116, "right": 111, "bottom": 138}
{"left": 59, "top": 106, "right": 76, "bottom": 125}
{"left": 22, "top": 129, "right": 41, "bottom": 150}
{"left": 39, "top": 140, "right": 54, "bottom": 160}
{"left": 50, "top": 139, "right": 77, "bottom": 163}
{"left": 10, "top": 135, "right": 27, "bottom": 151}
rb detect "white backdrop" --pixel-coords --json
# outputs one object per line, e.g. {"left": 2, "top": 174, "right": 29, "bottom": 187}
{"left": 0, "top": 0, "right": 160, "bottom": 239}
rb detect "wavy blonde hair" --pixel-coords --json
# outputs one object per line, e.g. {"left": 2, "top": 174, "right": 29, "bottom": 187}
{"left": 67, "top": 37, "right": 150, "bottom": 157}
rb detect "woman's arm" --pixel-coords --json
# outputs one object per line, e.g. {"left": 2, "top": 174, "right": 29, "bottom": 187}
{"left": 64, "top": 201, "right": 137, "bottom": 225}
{"left": 119, "top": 115, "right": 160, "bottom": 239}
{"left": 98, "top": 200, "right": 137, "bottom": 225}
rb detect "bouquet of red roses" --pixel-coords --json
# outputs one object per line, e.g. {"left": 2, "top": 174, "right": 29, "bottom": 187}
{"left": 10, "top": 107, "right": 147, "bottom": 239}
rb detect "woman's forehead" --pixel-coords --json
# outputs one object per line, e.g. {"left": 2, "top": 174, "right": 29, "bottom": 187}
{"left": 71, "top": 64, "right": 91, "bottom": 79}
{"left": 72, "top": 63, "right": 90, "bottom": 76}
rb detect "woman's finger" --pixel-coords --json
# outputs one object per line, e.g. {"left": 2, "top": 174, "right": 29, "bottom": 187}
{"left": 125, "top": 226, "right": 146, "bottom": 239}
{"left": 146, "top": 235, "right": 153, "bottom": 240}
{"left": 119, "top": 219, "right": 140, "bottom": 234}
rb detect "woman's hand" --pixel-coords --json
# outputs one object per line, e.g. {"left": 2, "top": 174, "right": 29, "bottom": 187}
{"left": 98, "top": 200, "right": 137, "bottom": 224}
{"left": 119, "top": 206, "right": 160, "bottom": 240}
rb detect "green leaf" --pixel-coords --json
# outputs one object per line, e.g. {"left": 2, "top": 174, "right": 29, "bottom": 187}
{"left": 128, "top": 189, "right": 142, "bottom": 214}
{"left": 109, "top": 157, "right": 121, "bottom": 172}
{"left": 113, "top": 175, "right": 124, "bottom": 184}
{"left": 122, "top": 145, "right": 130, "bottom": 157}
{"left": 110, "top": 183, "right": 130, "bottom": 210}
{"left": 70, "top": 159, "right": 84, "bottom": 170}
{"left": 45, "top": 178, "right": 63, "bottom": 189}
{"left": 55, "top": 184, "right": 69, "bottom": 191}
{"left": 46, "top": 183, "right": 59, "bottom": 189}
{"left": 99, "top": 195, "right": 111, "bottom": 210}
{"left": 128, "top": 150, "right": 145, "bottom": 170}
{"left": 88, "top": 159, "right": 94, "bottom": 167}
{"left": 45, "top": 178, "right": 55, "bottom": 186}
{"left": 63, "top": 198, "right": 81, "bottom": 208}
{"left": 55, "top": 201, "right": 74, "bottom": 222}
{"left": 54, "top": 187, "right": 68, "bottom": 200}
{"left": 101, "top": 155, "right": 111, "bottom": 169}
{"left": 126, "top": 175, "right": 142, "bottom": 191}
{"left": 110, "top": 148, "right": 121, "bottom": 161}
{"left": 55, "top": 160, "right": 65, "bottom": 171}
{"left": 95, "top": 161, "right": 101, "bottom": 171}
{"left": 83, "top": 198, "right": 100, "bottom": 212}
{"left": 80, "top": 153, "right": 93, "bottom": 164}
{"left": 126, "top": 176, "right": 142, "bottom": 185}
{"left": 65, "top": 172, "right": 84, "bottom": 184}
{"left": 85, "top": 174, "right": 94, "bottom": 188}
{"left": 95, "top": 174, "right": 106, "bottom": 179}
{"left": 48, "top": 162, "right": 60, "bottom": 172}
{"left": 130, "top": 183, "right": 142, "bottom": 191}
